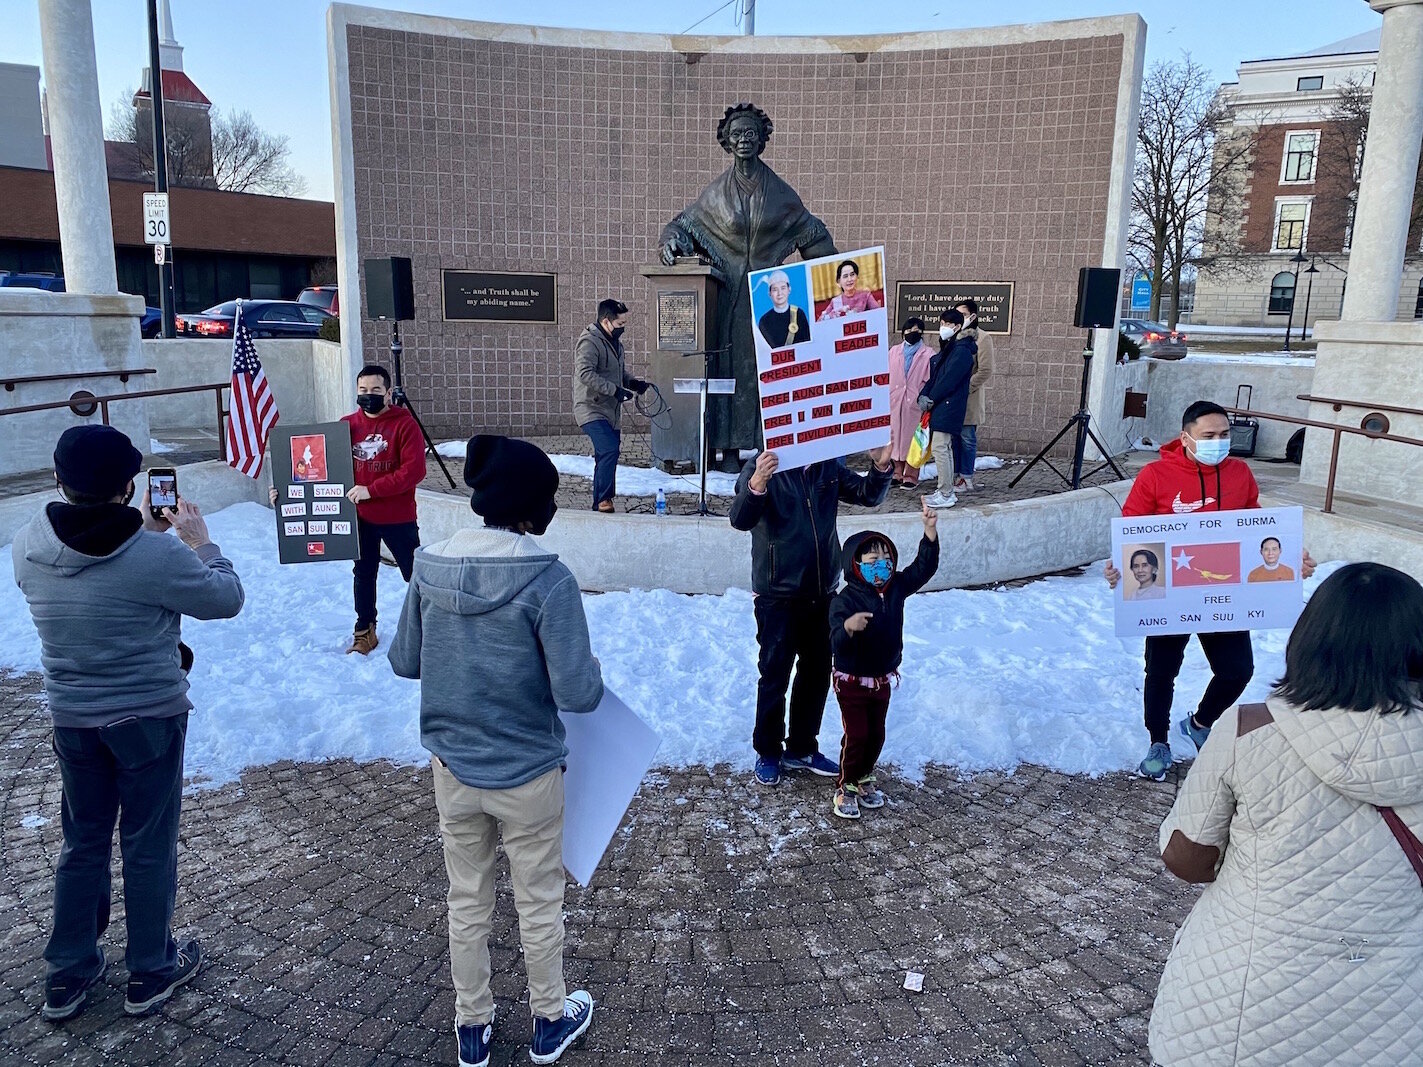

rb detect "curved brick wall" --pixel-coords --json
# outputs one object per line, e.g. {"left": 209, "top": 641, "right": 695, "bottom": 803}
{"left": 332, "top": 10, "right": 1142, "bottom": 452}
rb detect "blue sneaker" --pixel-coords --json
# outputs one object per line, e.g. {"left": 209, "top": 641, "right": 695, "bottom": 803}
{"left": 1137, "top": 742, "right": 1173, "bottom": 782}
{"left": 530, "top": 990, "right": 593, "bottom": 1064}
{"left": 1178, "top": 716, "right": 1211, "bottom": 753}
{"left": 42, "top": 958, "right": 106, "bottom": 1021}
{"left": 782, "top": 750, "right": 840, "bottom": 777}
{"left": 754, "top": 756, "right": 781, "bottom": 786}
{"left": 457, "top": 1016, "right": 493, "bottom": 1067}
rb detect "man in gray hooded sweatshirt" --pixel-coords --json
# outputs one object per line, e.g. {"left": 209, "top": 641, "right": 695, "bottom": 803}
{"left": 389, "top": 434, "right": 602, "bottom": 1067}
{"left": 12, "top": 426, "right": 244, "bottom": 1021}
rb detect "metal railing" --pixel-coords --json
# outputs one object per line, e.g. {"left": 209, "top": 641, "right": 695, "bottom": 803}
{"left": 0, "top": 382, "right": 230, "bottom": 459}
{"left": 2, "top": 368, "right": 156, "bottom": 391}
{"left": 1297, "top": 394, "right": 1423, "bottom": 419}
{"left": 1225, "top": 404, "right": 1423, "bottom": 514}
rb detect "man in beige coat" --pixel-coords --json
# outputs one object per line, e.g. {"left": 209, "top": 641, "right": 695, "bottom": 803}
{"left": 572, "top": 299, "right": 648, "bottom": 513}
{"left": 952, "top": 299, "right": 992, "bottom": 492}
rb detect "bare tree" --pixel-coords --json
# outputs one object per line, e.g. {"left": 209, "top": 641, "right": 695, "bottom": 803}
{"left": 1131, "top": 56, "right": 1255, "bottom": 328}
{"left": 209, "top": 110, "right": 307, "bottom": 197}
{"left": 106, "top": 95, "right": 306, "bottom": 197}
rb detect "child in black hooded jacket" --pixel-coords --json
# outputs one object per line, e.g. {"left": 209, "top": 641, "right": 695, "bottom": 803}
{"left": 826, "top": 499, "right": 940, "bottom": 819}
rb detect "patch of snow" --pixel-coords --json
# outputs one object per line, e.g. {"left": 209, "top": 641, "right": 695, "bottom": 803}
{"left": 1183, "top": 352, "right": 1315, "bottom": 366}
{"left": 1183, "top": 324, "right": 1313, "bottom": 338}
{"left": 150, "top": 439, "right": 179, "bottom": 454}
{"left": 0, "top": 504, "right": 1341, "bottom": 788}
{"left": 21, "top": 814, "right": 49, "bottom": 830}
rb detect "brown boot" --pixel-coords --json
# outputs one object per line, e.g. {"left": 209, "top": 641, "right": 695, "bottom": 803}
{"left": 348, "top": 626, "right": 378, "bottom": 655}
{"left": 596, "top": 500, "right": 615, "bottom": 514}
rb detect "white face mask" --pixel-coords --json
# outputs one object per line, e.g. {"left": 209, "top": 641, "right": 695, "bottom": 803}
{"left": 939, "top": 324, "right": 957, "bottom": 341}
{"left": 1188, "top": 435, "right": 1231, "bottom": 466}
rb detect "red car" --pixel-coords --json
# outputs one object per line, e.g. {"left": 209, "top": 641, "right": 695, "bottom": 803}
{"left": 298, "top": 286, "right": 339, "bottom": 317}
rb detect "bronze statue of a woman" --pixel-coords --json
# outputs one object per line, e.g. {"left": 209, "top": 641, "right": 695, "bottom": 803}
{"left": 660, "top": 103, "right": 837, "bottom": 456}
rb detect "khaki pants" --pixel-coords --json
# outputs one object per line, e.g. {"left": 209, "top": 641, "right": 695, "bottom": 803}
{"left": 929, "top": 431, "right": 957, "bottom": 493}
{"left": 432, "top": 759, "right": 568, "bottom": 1023}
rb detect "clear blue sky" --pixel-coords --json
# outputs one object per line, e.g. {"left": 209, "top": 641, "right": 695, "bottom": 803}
{"left": 3, "top": 0, "right": 1380, "bottom": 202}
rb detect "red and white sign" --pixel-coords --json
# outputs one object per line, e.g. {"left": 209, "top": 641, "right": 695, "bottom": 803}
{"left": 747, "top": 245, "right": 891, "bottom": 470}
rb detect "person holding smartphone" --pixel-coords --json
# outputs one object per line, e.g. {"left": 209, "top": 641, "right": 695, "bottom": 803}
{"left": 12, "top": 426, "right": 245, "bottom": 1022}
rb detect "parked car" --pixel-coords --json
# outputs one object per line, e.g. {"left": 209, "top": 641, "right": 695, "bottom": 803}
{"left": 298, "top": 285, "right": 339, "bottom": 316}
{"left": 141, "top": 306, "right": 162, "bottom": 338}
{"left": 1120, "top": 318, "right": 1189, "bottom": 360}
{"left": 0, "top": 271, "right": 66, "bottom": 291}
{"left": 175, "top": 299, "right": 334, "bottom": 339}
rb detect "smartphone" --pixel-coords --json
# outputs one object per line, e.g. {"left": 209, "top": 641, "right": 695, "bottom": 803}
{"left": 148, "top": 468, "right": 178, "bottom": 519}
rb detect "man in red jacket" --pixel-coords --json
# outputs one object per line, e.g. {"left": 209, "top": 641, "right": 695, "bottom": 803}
{"left": 343, "top": 365, "right": 427, "bottom": 654}
{"left": 1105, "top": 400, "right": 1314, "bottom": 780}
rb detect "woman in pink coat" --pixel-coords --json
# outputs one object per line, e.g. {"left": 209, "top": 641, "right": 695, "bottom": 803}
{"left": 888, "top": 318, "right": 935, "bottom": 487}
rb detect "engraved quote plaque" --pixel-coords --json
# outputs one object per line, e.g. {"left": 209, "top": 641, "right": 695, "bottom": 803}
{"left": 657, "top": 290, "right": 699, "bottom": 351}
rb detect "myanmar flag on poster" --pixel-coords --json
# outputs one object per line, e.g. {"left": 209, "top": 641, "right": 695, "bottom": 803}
{"left": 1172, "top": 543, "right": 1242, "bottom": 587}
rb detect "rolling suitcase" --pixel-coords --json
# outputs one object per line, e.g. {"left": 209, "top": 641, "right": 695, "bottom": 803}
{"left": 1229, "top": 384, "right": 1259, "bottom": 457}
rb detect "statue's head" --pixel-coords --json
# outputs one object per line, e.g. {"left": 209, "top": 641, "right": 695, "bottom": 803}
{"left": 717, "top": 102, "right": 773, "bottom": 161}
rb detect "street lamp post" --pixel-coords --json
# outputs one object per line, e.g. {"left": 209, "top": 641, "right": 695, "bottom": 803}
{"left": 1299, "top": 256, "right": 1320, "bottom": 343}
{"left": 1284, "top": 250, "right": 1308, "bottom": 353}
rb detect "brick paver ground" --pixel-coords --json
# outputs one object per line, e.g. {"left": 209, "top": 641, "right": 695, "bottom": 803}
{"left": 0, "top": 671, "right": 1197, "bottom": 1067}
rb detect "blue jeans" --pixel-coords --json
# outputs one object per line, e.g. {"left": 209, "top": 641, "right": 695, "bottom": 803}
{"left": 951, "top": 425, "right": 978, "bottom": 482}
{"left": 46, "top": 713, "right": 188, "bottom": 986}
{"left": 581, "top": 419, "right": 620, "bottom": 507}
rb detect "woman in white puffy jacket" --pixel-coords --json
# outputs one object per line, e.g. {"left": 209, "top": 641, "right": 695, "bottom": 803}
{"left": 1150, "top": 562, "right": 1423, "bottom": 1067}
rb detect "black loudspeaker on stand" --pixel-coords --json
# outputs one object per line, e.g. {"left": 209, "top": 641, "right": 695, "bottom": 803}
{"left": 1009, "top": 267, "right": 1126, "bottom": 491}
{"left": 362, "top": 256, "right": 456, "bottom": 489}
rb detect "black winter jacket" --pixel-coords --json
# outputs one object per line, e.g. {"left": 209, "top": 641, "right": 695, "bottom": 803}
{"left": 729, "top": 459, "right": 892, "bottom": 599}
{"left": 918, "top": 335, "right": 977, "bottom": 434}
{"left": 829, "top": 531, "right": 940, "bottom": 676}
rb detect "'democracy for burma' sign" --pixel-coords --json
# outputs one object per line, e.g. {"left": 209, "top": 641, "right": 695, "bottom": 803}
{"left": 747, "top": 245, "right": 891, "bottom": 470}
{"left": 1110, "top": 506, "right": 1306, "bottom": 637}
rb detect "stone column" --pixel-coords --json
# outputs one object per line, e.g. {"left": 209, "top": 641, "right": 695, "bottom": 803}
{"left": 37, "top": 0, "right": 117, "bottom": 295}
{"left": 1340, "top": 0, "right": 1423, "bottom": 322}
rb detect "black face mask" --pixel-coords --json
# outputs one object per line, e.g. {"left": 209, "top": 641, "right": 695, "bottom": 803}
{"left": 610, "top": 326, "right": 625, "bottom": 341}
{"left": 904, "top": 331, "right": 922, "bottom": 345}
{"left": 356, "top": 393, "right": 385, "bottom": 415}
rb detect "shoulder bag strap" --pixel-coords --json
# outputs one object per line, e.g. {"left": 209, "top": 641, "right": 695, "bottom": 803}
{"left": 1377, "top": 806, "right": 1423, "bottom": 889}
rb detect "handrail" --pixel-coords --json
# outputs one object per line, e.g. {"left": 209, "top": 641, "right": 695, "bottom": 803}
{"left": 0, "top": 382, "right": 230, "bottom": 461}
{"left": 1296, "top": 394, "right": 1423, "bottom": 419}
{"left": 3, "top": 368, "right": 156, "bottom": 391}
{"left": 1226, "top": 405, "right": 1423, "bottom": 514}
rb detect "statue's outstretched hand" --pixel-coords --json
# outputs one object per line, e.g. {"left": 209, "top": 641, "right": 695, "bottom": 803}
{"left": 660, "top": 233, "right": 692, "bottom": 266}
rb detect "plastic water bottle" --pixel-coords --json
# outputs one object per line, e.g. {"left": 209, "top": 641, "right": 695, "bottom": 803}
{"left": 655, "top": 488, "right": 667, "bottom": 516}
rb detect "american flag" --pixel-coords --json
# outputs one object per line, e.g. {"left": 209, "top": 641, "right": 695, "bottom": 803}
{"left": 225, "top": 303, "right": 279, "bottom": 477}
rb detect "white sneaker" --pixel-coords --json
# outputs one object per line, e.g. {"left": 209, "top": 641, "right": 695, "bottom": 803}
{"left": 924, "top": 491, "right": 958, "bottom": 509}
{"left": 953, "top": 477, "right": 974, "bottom": 492}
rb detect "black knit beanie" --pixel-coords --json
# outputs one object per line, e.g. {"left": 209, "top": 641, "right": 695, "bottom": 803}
{"left": 53, "top": 425, "right": 144, "bottom": 500}
{"left": 464, "top": 435, "right": 560, "bottom": 533}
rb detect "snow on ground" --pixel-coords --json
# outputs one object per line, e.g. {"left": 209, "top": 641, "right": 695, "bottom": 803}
{"left": 149, "top": 439, "right": 179, "bottom": 454}
{"left": 0, "top": 503, "right": 1334, "bottom": 788}
{"left": 1181, "top": 352, "right": 1315, "bottom": 366}
{"left": 1184, "top": 324, "right": 1313, "bottom": 339}
{"left": 436, "top": 444, "right": 1007, "bottom": 496}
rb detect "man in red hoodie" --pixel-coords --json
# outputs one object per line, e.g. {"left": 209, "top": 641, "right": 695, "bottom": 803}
{"left": 1105, "top": 400, "right": 1315, "bottom": 781}
{"left": 343, "top": 365, "right": 427, "bottom": 654}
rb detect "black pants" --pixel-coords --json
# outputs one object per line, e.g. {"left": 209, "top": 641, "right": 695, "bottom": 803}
{"left": 753, "top": 595, "right": 832, "bottom": 760}
{"left": 1143, "top": 631, "right": 1254, "bottom": 744}
{"left": 353, "top": 518, "right": 419, "bottom": 630}
{"left": 46, "top": 714, "right": 187, "bottom": 986}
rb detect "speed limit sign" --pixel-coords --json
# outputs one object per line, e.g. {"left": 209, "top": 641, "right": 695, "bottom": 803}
{"left": 142, "top": 192, "right": 170, "bottom": 245}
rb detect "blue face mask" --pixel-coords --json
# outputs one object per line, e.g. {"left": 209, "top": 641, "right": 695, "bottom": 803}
{"left": 1189, "top": 435, "right": 1231, "bottom": 466}
{"left": 858, "top": 559, "right": 893, "bottom": 585}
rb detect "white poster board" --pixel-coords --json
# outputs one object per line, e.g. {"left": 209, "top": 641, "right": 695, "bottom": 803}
{"left": 1111, "top": 506, "right": 1306, "bottom": 638}
{"left": 747, "top": 245, "right": 891, "bottom": 470}
{"left": 559, "top": 689, "right": 661, "bottom": 886}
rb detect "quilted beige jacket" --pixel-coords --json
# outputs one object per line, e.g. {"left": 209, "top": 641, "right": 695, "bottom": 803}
{"left": 1150, "top": 698, "right": 1423, "bottom": 1067}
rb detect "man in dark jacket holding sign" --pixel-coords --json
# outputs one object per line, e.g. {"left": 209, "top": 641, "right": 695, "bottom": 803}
{"left": 730, "top": 444, "right": 893, "bottom": 785}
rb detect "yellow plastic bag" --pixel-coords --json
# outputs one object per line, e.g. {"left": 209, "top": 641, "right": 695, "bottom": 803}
{"left": 905, "top": 412, "right": 931, "bottom": 468}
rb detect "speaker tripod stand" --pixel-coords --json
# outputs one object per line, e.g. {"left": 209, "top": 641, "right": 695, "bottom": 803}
{"left": 386, "top": 320, "right": 456, "bottom": 489}
{"left": 1009, "top": 331, "right": 1125, "bottom": 491}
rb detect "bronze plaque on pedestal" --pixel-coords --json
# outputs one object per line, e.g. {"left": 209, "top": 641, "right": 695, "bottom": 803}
{"left": 657, "top": 290, "right": 700, "bottom": 351}
{"left": 895, "top": 281, "right": 1014, "bottom": 334}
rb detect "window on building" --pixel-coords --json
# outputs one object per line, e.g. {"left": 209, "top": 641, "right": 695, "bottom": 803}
{"left": 1296, "top": 75, "right": 1324, "bottom": 91}
{"left": 1273, "top": 200, "right": 1310, "bottom": 251}
{"left": 1282, "top": 131, "right": 1319, "bottom": 183}
{"left": 1415, "top": 279, "right": 1423, "bottom": 320}
{"left": 1268, "top": 272, "right": 1297, "bottom": 315}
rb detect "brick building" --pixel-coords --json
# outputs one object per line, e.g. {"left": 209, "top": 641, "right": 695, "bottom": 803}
{"left": 1194, "top": 29, "right": 1423, "bottom": 329}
